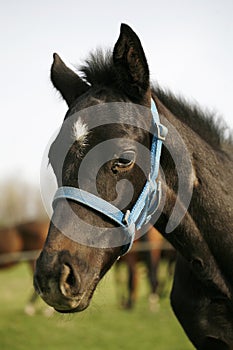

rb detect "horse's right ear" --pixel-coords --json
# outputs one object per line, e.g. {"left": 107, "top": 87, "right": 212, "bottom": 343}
{"left": 113, "top": 24, "right": 150, "bottom": 103}
{"left": 51, "top": 53, "right": 90, "bottom": 107}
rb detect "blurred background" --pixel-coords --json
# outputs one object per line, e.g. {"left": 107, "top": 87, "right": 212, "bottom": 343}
{"left": 0, "top": 0, "right": 232, "bottom": 349}
{"left": 1, "top": 0, "right": 233, "bottom": 224}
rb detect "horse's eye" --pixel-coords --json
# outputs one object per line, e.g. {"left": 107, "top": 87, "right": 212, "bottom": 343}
{"left": 112, "top": 150, "right": 136, "bottom": 173}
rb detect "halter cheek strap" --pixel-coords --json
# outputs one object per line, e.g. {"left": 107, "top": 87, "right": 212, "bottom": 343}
{"left": 53, "top": 99, "right": 167, "bottom": 255}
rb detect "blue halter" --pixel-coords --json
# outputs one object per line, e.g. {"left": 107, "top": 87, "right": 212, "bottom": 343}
{"left": 53, "top": 99, "right": 167, "bottom": 255}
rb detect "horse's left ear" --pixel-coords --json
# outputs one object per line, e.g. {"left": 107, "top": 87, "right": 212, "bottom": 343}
{"left": 51, "top": 53, "right": 90, "bottom": 107}
{"left": 113, "top": 24, "right": 150, "bottom": 102}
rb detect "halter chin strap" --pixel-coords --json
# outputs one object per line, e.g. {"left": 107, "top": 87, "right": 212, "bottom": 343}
{"left": 53, "top": 99, "right": 167, "bottom": 255}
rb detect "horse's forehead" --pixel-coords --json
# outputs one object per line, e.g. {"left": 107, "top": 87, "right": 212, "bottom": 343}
{"left": 63, "top": 98, "right": 151, "bottom": 152}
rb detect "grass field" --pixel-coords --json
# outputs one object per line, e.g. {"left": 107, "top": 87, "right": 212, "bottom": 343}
{"left": 0, "top": 262, "right": 194, "bottom": 350}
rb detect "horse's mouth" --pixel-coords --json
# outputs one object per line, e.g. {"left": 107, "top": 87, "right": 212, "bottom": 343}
{"left": 40, "top": 293, "right": 91, "bottom": 313}
{"left": 35, "top": 272, "right": 99, "bottom": 314}
{"left": 55, "top": 303, "right": 88, "bottom": 313}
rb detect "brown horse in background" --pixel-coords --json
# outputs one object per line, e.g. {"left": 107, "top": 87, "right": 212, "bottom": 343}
{"left": 0, "top": 221, "right": 48, "bottom": 314}
{"left": 116, "top": 226, "right": 175, "bottom": 310}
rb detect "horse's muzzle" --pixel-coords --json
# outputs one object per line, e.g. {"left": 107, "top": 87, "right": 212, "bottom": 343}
{"left": 33, "top": 250, "right": 92, "bottom": 312}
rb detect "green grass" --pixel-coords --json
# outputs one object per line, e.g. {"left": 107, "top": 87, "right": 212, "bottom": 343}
{"left": 0, "top": 263, "right": 194, "bottom": 350}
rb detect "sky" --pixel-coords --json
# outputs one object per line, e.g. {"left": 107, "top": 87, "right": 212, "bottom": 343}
{"left": 1, "top": 0, "right": 233, "bottom": 186}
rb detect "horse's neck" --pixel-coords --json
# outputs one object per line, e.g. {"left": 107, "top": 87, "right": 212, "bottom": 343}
{"left": 152, "top": 95, "right": 233, "bottom": 295}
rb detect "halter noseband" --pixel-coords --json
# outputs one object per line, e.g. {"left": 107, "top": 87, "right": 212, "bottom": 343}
{"left": 53, "top": 99, "right": 167, "bottom": 255}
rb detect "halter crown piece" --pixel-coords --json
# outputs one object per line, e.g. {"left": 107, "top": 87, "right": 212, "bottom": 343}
{"left": 53, "top": 99, "right": 168, "bottom": 255}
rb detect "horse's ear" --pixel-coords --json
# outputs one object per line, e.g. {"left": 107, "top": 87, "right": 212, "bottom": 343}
{"left": 51, "top": 53, "right": 89, "bottom": 107}
{"left": 113, "top": 24, "right": 150, "bottom": 102}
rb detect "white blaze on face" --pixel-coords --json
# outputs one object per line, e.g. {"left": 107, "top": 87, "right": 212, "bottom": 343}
{"left": 72, "top": 119, "right": 89, "bottom": 146}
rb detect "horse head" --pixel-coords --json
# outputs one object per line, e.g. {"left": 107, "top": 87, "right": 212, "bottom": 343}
{"left": 34, "top": 24, "right": 160, "bottom": 313}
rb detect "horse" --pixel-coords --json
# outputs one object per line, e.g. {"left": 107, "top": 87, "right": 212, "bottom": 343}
{"left": 0, "top": 221, "right": 49, "bottom": 315}
{"left": 115, "top": 226, "right": 165, "bottom": 310}
{"left": 34, "top": 24, "right": 233, "bottom": 349}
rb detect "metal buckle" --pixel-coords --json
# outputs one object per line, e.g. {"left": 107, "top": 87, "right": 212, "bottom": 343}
{"left": 147, "top": 181, "right": 161, "bottom": 216}
{"left": 158, "top": 124, "right": 168, "bottom": 141}
{"left": 122, "top": 210, "right": 131, "bottom": 226}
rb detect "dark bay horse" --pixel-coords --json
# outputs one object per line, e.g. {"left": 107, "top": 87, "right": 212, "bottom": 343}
{"left": 0, "top": 221, "right": 48, "bottom": 314}
{"left": 34, "top": 24, "right": 233, "bottom": 349}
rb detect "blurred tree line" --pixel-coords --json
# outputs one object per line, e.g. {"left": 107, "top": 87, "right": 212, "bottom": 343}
{"left": 0, "top": 177, "right": 47, "bottom": 227}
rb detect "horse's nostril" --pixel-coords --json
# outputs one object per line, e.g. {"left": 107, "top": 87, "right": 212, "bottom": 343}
{"left": 60, "top": 263, "right": 80, "bottom": 297}
{"left": 61, "top": 264, "right": 75, "bottom": 286}
{"left": 66, "top": 266, "right": 76, "bottom": 287}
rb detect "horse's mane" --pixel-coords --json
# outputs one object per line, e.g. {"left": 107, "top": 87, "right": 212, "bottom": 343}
{"left": 153, "top": 87, "right": 232, "bottom": 149}
{"left": 79, "top": 49, "right": 231, "bottom": 150}
{"left": 80, "top": 49, "right": 115, "bottom": 87}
